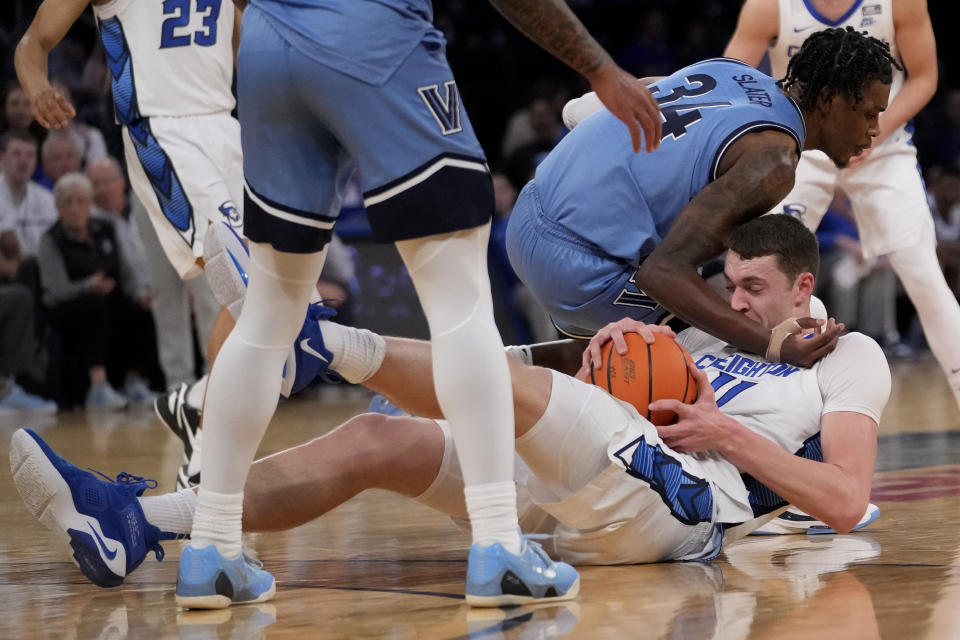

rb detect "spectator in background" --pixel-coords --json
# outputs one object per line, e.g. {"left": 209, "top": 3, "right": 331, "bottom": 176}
{"left": 813, "top": 191, "right": 901, "bottom": 352}
{"left": 0, "top": 129, "right": 57, "bottom": 260}
{"left": 616, "top": 9, "right": 676, "bottom": 77}
{"left": 0, "top": 283, "right": 58, "bottom": 414}
{"left": 37, "top": 173, "right": 158, "bottom": 410}
{"left": 500, "top": 81, "right": 569, "bottom": 159}
{"left": 1, "top": 82, "right": 45, "bottom": 145}
{"left": 504, "top": 93, "right": 566, "bottom": 191}
{"left": 37, "top": 128, "right": 82, "bottom": 190}
{"left": 50, "top": 80, "right": 107, "bottom": 166}
{"left": 86, "top": 156, "right": 151, "bottom": 299}
{"left": 927, "top": 164, "right": 960, "bottom": 297}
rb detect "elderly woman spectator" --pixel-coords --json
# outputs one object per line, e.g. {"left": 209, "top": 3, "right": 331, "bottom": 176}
{"left": 37, "top": 172, "right": 159, "bottom": 410}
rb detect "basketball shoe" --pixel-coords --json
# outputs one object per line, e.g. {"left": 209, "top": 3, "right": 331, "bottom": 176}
{"left": 155, "top": 382, "right": 203, "bottom": 490}
{"left": 279, "top": 301, "right": 339, "bottom": 398}
{"left": 465, "top": 535, "right": 580, "bottom": 607}
{"left": 176, "top": 545, "right": 276, "bottom": 609}
{"left": 9, "top": 428, "right": 168, "bottom": 587}
{"left": 751, "top": 503, "right": 880, "bottom": 535}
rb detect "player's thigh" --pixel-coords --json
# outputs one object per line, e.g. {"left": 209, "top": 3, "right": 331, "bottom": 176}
{"left": 840, "top": 146, "right": 934, "bottom": 259}
{"left": 237, "top": 10, "right": 350, "bottom": 253}
{"left": 306, "top": 38, "right": 492, "bottom": 243}
{"left": 773, "top": 150, "right": 838, "bottom": 230}
{"left": 518, "top": 371, "right": 721, "bottom": 563}
{"left": 123, "top": 118, "right": 238, "bottom": 279}
{"left": 506, "top": 183, "right": 666, "bottom": 337}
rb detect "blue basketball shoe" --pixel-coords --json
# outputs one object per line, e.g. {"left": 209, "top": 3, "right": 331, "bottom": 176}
{"left": 279, "top": 302, "right": 340, "bottom": 398}
{"left": 176, "top": 545, "right": 276, "bottom": 609}
{"left": 8, "top": 428, "right": 167, "bottom": 587}
{"left": 465, "top": 536, "right": 580, "bottom": 607}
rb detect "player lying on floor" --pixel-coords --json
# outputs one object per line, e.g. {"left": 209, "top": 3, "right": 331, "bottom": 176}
{"left": 11, "top": 215, "right": 889, "bottom": 598}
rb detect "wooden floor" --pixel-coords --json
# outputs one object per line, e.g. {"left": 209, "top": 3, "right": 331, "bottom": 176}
{"left": 1, "top": 355, "right": 959, "bottom": 639}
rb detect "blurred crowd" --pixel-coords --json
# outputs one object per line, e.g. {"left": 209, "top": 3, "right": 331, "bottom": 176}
{"left": 1, "top": 0, "right": 958, "bottom": 414}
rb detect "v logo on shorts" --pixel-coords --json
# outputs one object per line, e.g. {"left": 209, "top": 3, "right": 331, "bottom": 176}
{"left": 418, "top": 81, "right": 463, "bottom": 135}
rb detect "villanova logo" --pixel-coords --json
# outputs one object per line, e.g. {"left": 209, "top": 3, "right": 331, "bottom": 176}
{"left": 418, "top": 81, "right": 462, "bottom": 135}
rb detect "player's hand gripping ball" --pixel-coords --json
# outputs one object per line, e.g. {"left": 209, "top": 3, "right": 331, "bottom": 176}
{"left": 590, "top": 332, "right": 699, "bottom": 425}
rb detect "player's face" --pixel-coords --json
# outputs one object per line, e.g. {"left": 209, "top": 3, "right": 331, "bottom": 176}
{"left": 724, "top": 252, "right": 803, "bottom": 329}
{"left": 820, "top": 79, "right": 890, "bottom": 168}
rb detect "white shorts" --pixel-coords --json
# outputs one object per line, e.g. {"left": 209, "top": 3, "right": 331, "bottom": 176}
{"left": 776, "top": 139, "right": 933, "bottom": 259}
{"left": 123, "top": 112, "right": 244, "bottom": 279}
{"left": 416, "top": 370, "right": 740, "bottom": 565}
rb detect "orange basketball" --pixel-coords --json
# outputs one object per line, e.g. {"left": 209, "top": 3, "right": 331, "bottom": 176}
{"left": 589, "top": 332, "right": 698, "bottom": 425}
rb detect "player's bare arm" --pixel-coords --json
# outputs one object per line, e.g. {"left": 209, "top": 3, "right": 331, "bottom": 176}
{"left": 880, "top": 0, "right": 937, "bottom": 144}
{"left": 634, "top": 131, "right": 840, "bottom": 367}
{"left": 14, "top": 0, "right": 96, "bottom": 129}
{"left": 488, "top": 0, "right": 662, "bottom": 153}
{"left": 653, "top": 359, "right": 877, "bottom": 534}
{"left": 723, "top": 0, "right": 780, "bottom": 65}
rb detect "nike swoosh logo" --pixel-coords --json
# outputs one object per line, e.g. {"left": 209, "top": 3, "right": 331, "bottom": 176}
{"left": 89, "top": 523, "right": 119, "bottom": 561}
{"left": 793, "top": 25, "right": 814, "bottom": 32}
{"left": 299, "top": 338, "right": 329, "bottom": 363}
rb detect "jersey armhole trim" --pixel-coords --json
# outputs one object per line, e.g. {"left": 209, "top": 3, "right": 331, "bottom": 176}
{"left": 710, "top": 121, "right": 803, "bottom": 181}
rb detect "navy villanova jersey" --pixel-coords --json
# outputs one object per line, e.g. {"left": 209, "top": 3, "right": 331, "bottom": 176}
{"left": 534, "top": 59, "right": 805, "bottom": 265}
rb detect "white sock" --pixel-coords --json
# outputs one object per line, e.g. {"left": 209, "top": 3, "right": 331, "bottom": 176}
{"left": 464, "top": 481, "right": 522, "bottom": 555}
{"left": 319, "top": 321, "right": 386, "bottom": 384}
{"left": 190, "top": 487, "right": 243, "bottom": 558}
{"left": 139, "top": 489, "right": 197, "bottom": 536}
{"left": 185, "top": 375, "right": 208, "bottom": 409}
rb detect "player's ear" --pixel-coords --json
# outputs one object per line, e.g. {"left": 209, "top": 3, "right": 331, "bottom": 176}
{"left": 795, "top": 271, "right": 815, "bottom": 302}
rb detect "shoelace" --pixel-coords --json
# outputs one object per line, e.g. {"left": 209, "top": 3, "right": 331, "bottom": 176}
{"left": 87, "top": 470, "right": 166, "bottom": 562}
{"left": 522, "top": 534, "right": 555, "bottom": 567}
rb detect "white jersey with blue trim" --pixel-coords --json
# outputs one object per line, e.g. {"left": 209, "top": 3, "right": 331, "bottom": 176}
{"left": 533, "top": 58, "right": 805, "bottom": 265}
{"left": 677, "top": 328, "right": 891, "bottom": 521}
{"left": 768, "top": 0, "right": 907, "bottom": 145}
{"left": 92, "top": 0, "right": 235, "bottom": 123}
{"left": 250, "top": 0, "right": 439, "bottom": 86}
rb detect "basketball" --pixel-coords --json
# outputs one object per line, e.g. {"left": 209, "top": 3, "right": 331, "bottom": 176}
{"left": 589, "top": 332, "right": 698, "bottom": 425}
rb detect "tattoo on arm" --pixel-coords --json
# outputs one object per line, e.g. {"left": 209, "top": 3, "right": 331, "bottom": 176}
{"left": 659, "top": 144, "right": 796, "bottom": 265}
{"left": 488, "top": 0, "right": 611, "bottom": 76}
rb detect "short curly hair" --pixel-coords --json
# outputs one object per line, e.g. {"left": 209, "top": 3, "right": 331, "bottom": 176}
{"left": 778, "top": 26, "right": 901, "bottom": 113}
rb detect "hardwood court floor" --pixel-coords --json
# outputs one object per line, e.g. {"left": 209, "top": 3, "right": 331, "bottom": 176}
{"left": 1, "top": 356, "right": 958, "bottom": 639}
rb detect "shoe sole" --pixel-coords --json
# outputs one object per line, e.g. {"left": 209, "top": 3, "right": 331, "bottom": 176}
{"left": 752, "top": 506, "right": 881, "bottom": 536}
{"left": 465, "top": 576, "right": 580, "bottom": 608}
{"left": 806, "top": 506, "right": 881, "bottom": 535}
{"left": 176, "top": 580, "right": 277, "bottom": 610}
{"left": 9, "top": 430, "right": 128, "bottom": 585}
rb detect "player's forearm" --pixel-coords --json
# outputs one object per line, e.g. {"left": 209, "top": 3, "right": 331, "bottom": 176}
{"left": 14, "top": 34, "right": 53, "bottom": 99}
{"left": 635, "top": 258, "right": 770, "bottom": 356}
{"left": 487, "top": 0, "right": 613, "bottom": 78}
{"left": 875, "top": 75, "right": 937, "bottom": 145}
{"left": 719, "top": 424, "right": 867, "bottom": 533}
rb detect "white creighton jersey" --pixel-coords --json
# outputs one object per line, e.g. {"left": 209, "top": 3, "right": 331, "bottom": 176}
{"left": 768, "top": 0, "right": 907, "bottom": 145}
{"left": 93, "top": 0, "right": 235, "bottom": 122}
{"left": 677, "top": 328, "right": 890, "bottom": 521}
